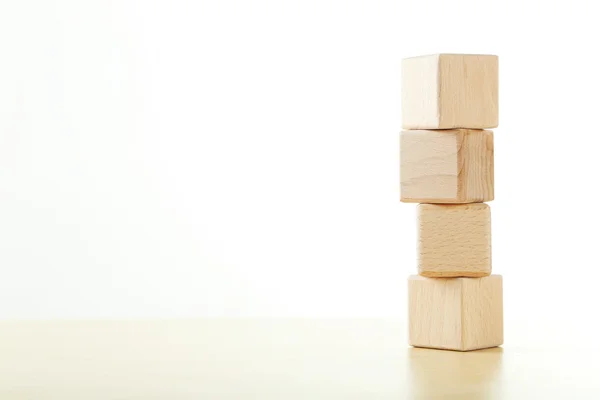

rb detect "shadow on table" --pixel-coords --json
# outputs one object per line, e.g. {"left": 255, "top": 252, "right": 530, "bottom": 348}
{"left": 408, "top": 346, "right": 503, "bottom": 399}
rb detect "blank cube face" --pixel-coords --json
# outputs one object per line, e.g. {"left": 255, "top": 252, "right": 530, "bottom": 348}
{"left": 402, "top": 54, "right": 498, "bottom": 129}
{"left": 401, "top": 129, "right": 494, "bottom": 204}
{"left": 418, "top": 204, "right": 491, "bottom": 277}
{"left": 408, "top": 275, "right": 503, "bottom": 351}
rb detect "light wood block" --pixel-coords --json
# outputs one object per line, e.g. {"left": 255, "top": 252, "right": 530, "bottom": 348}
{"left": 418, "top": 204, "right": 491, "bottom": 277}
{"left": 408, "top": 275, "right": 503, "bottom": 351}
{"left": 401, "top": 129, "right": 494, "bottom": 204}
{"left": 402, "top": 54, "right": 498, "bottom": 129}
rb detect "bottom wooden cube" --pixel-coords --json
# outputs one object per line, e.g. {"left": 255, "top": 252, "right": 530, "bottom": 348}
{"left": 408, "top": 275, "right": 503, "bottom": 351}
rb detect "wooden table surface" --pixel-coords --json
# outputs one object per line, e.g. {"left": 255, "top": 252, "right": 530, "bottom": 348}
{"left": 0, "top": 319, "right": 598, "bottom": 399}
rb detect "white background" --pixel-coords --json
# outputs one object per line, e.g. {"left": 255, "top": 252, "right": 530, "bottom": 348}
{"left": 1, "top": 0, "right": 598, "bottom": 321}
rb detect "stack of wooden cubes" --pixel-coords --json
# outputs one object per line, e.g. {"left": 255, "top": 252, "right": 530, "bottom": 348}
{"left": 401, "top": 54, "right": 503, "bottom": 351}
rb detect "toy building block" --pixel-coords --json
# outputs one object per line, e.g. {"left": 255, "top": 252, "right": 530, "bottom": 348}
{"left": 418, "top": 203, "right": 491, "bottom": 277}
{"left": 408, "top": 275, "right": 503, "bottom": 351}
{"left": 402, "top": 54, "right": 498, "bottom": 129}
{"left": 401, "top": 129, "right": 494, "bottom": 204}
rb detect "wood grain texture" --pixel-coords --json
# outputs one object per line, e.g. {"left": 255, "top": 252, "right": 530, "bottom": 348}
{"left": 418, "top": 203, "right": 491, "bottom": 277}
{"left": 401, "top": 129, "right": 494, "bottom": 203}
{"left": 402, "top": 54, "right": 498, "bottom": 129}
{"left": 408, "top": 275, "right": 503, "bottom": 351}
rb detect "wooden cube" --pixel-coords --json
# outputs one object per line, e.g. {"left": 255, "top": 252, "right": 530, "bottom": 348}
{"left": 408, "top": 346, "right": 503, "bottom": 397}
{"left": 418, "top": 204, "right": 491, "bottom": 277}
{"left": 401, "top": 129, "right": 494, "bottom": 204}
{"left": 408, "top": 275, "right": 503, "bottom": 351}
{"left": 402, "top": 54, "right": 498, "bottom": 129}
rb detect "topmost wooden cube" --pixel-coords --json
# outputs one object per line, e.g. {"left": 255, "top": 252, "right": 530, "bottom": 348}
{"left": 402, "top": 54, "right": 498, "bottom": 129}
